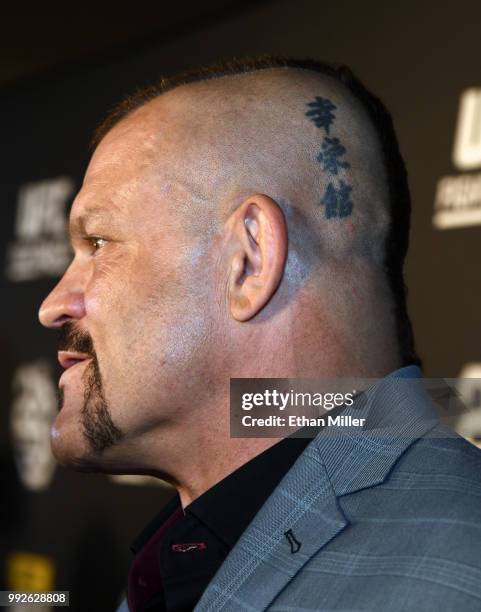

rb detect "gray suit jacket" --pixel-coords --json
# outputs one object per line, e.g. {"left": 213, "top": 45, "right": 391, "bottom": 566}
{"left": 120, "top": 368, "right": 481, "bottom": 611}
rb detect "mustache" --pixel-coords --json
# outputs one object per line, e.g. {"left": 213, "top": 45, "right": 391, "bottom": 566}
{"left": 57, "top": 321, "right": 95, "bottom": 356}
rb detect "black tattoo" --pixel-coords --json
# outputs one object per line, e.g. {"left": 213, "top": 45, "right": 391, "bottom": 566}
{"left": 305, "top": 96, "right": 354, "bottom": 219}
{"left": 320, "top": 180, "right": 353, "bottom": 219}
{"left": 305, "top": 96, "right": 337, "bottom": 133}
{"left": 316, "top": 137, "right": 350, "bottom": 175}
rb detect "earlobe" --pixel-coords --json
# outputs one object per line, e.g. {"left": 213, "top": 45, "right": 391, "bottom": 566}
{"left": 228, "top": 195, "right": 287, "bottom": 322}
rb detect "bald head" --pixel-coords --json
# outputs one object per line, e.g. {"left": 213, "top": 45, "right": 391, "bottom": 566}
{"left": 95, "top": 67, "right": 388, "bottom": 275}
{"left": 87, "top": 57, "right": 419, "bottom": 374}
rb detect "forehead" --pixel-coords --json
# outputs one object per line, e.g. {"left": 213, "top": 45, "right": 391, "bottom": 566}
{"left": 85, "top": 110, "right": 161, "bottom": 192}
{"left": 70, "top": 103, "right": 178, "bottom": 227}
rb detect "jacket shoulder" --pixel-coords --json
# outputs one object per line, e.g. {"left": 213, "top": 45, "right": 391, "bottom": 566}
{"left": 398, "top": 422, "right": 481, "bottom": 482}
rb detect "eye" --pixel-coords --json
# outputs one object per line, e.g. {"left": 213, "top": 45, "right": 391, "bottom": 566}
{"left": 86, "top": 236, "right": 107, "bottom": 254}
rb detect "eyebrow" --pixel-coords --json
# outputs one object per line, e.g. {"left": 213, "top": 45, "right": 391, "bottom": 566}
{"left": 69, "top": 207, "right": 117, "bottom": 238}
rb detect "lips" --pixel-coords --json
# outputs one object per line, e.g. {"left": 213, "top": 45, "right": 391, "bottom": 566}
{"left": 57, "top": 351, "right": 92, "bottom": 370}
{"left": 57, "top": 351, "right": 93, "bottom": 391}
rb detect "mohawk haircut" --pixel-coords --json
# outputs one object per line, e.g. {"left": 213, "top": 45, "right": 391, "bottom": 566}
{"left": 93, "top": 55, "right": 421, "bottom": 369}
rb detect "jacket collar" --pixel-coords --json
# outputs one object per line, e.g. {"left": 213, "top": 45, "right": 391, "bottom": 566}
{"left": 195, "top": 366, "right": 439, "bottom": 611}
{"left": 315, "top": 366, "right": 439, "bottom": 496}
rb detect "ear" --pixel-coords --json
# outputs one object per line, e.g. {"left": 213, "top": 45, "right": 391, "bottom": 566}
{"left": 227, "top": 194, "right": 287, "bottom": 321}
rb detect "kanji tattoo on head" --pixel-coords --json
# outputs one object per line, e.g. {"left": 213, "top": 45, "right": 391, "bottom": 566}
{"left": 305, "top": 96, "right": 337, "bottom": 134}
{"left": 320, "top": 180, "right": 353, "bottom": 219}
{"left": 316, "top": 137, "right": 350, "bottom": 175}
{"left": 305, "top": 96, "right": 354, "bottom": 220}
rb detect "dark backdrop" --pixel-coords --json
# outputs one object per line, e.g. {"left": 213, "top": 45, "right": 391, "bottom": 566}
{"left": 2, "top": 2, "right": 481, "bottom": 610}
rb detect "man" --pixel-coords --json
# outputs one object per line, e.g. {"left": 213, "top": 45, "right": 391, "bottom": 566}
{"left": 38, "top": 57, "right": 481, "bottom": 611}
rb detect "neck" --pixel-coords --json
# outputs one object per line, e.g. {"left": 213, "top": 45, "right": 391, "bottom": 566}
{"left": 174, "top": 436, "right": 283, "bottom": 508}
{"left": 139, "top": 418, "right": 284, "bottom": 508}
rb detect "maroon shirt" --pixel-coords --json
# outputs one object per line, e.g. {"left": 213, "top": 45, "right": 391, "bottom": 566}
{"left": 127, "top": 434, "right": 313, "bottom": 611}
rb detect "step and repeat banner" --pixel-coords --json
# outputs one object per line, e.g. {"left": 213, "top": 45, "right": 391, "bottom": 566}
{"left": 1, "top": 1, "right": 481, "bottom": 610}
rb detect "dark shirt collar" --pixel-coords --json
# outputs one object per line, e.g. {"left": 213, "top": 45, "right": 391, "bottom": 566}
{"left": 131, "top": 434, "right": 313, "bottom": 554}
{"left": 131, "top": 494, "right": 182, "bottom": 555}
{"left": 186, "top": 435, "right": 313, "bottom": 549}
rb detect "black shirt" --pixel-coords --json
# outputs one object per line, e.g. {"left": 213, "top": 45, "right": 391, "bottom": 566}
{"left": 127, "top": 435, "right": 313, "bottom": 611}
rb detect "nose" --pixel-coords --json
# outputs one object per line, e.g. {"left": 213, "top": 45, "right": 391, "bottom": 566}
{"left": 38, "top": 262, "right": 87, "bottom": 329}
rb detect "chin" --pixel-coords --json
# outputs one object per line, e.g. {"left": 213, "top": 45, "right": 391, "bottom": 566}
{"left": 50, "top": 424, "right": 102, "bottom": 472}
{"left": 50, "top": 422, "right": 131, "bottom": 475}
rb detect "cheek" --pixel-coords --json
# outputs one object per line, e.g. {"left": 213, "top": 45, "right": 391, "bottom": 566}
{"left": 85, "top": 252, "right": 181, "bottom": 361}
{"left": 139, "top": 286, "right": 209, "bottom": 379}
{"left": 84, "top": 247, "right": 151, "bottom": 321}
{"left": 82, "top": 264, "right": 144, "bottom": 382}
{"left": 84, "top": 258, "right": 116, "bottom": 308}
{"left": 85, "top": 241, "right": 215, "bottom": 383}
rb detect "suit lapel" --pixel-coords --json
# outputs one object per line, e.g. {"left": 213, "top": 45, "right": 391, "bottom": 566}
{"left": 196, "top": 370, "right": 439, "bottom": 611}
{"left": 195, "top": 441, "right": 348, "bottom": 611}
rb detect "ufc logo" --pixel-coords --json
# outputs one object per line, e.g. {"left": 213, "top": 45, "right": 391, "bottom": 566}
{"left": 453, "top": 88, "right": 481, "bottom": 171}
{"left": 15, "top": 177, "right": 74, "bottom": 239}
